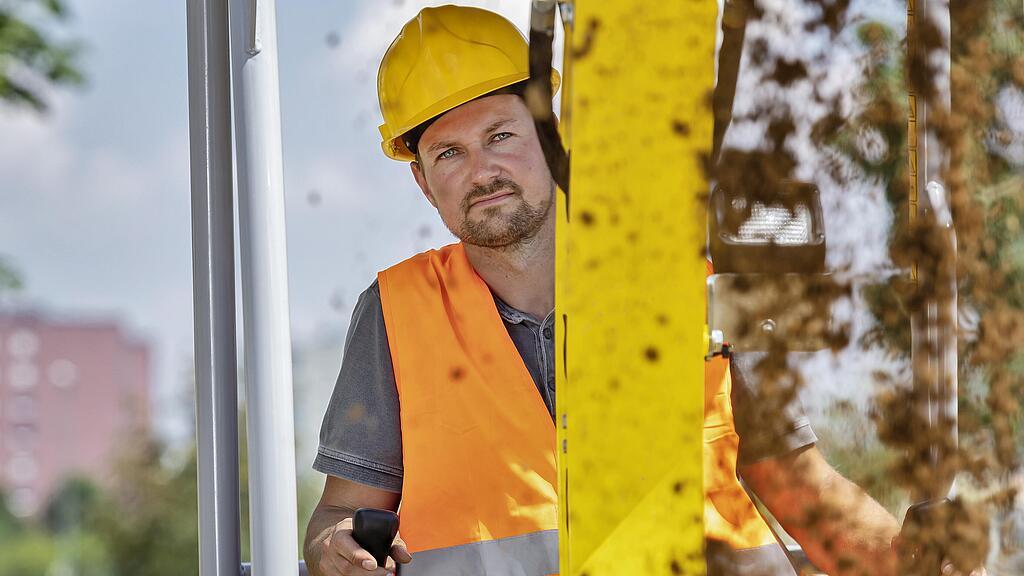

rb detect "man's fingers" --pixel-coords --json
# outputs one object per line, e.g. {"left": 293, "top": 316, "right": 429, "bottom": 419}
{"left": 326, "top": 521, "right": 388, "bottom": 573}
{"left": 391, "top": 534, "right": 413, "bottom": 564}
{"left": 319, "top": 543, "right": 358, "bottom": 576}
{"left": 333, "top": 532, "right": 377, "bottom": 569}
{"left": 940, "top": 560, "right": 988, "bottom": 576}
{"left": 390, "top": 545, "right": 413, "bottom": 564}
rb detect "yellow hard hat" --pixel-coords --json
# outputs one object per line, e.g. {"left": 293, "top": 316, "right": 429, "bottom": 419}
{"left": 377, "top": 5, "right": 561, "bottom": 161}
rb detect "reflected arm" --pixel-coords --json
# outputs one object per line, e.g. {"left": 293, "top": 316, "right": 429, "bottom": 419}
{"left": 740, "top": 445, "right": 900, "bottom": 576}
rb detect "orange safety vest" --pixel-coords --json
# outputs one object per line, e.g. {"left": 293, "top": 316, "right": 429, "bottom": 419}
{"left": 379, "top": 243, "right": 775, "bottom": 575}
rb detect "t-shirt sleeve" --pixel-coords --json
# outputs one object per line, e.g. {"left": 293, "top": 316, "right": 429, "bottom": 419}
{"left": 312, "top": 280, "right": 404, "bottom": 493}
{"left": 730, "top": 351, "right": 818, "bottom": 466}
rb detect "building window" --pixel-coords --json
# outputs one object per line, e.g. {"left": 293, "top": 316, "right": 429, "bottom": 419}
{"left": 7, "top": 487, "right": 38, "bottom": 517}
{"left": 6, "top": 453, "right": 38, "bottom": 484}
{"left": 8, "top": 363, "right": 39, "bottom": 390}
{"left": 5, "top": 424, "right": 36, "bottom": 451}
{"left": 7, "top": 330, "right": 40, "bottom": 360}
{"left": 48, "top": 359, "right": 78, "bottom": 389}
{"left": 6, "top": 395, "right": 36, "bottom": 423}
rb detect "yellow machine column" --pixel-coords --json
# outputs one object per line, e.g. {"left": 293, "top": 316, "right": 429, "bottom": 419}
{"left": 554, "top": 1, "right": 718, "bottom": 574}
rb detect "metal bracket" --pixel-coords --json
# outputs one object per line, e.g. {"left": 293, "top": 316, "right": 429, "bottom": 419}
{"left": 532, "top": 0, "right": 557, "bottom": 32}
{"left": 557, "top": 0, "right": 574, "bottom": 28}
{"left": 925, "top": 181, "right": 952, "bottom": 228}
{"left": 706, "top": 329, "right": 726, "bottom": 360}
{"left": 247, "top": 0, "right": 262, "bottom": 56}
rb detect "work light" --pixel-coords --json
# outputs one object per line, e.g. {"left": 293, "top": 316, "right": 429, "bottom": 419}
{"left": 706, "top": 180, "right": 838, "bottom": 355}
{"left": 709, "top": 180, "right": 826, "bottom": 274}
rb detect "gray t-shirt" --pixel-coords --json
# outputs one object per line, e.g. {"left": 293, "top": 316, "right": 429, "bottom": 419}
{"left": 313, "top": 281, "right": 817, "bottom": 493}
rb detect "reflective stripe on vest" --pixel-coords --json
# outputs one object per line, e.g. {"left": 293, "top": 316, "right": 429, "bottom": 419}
{"left": 400, "top": 530, "right": 559, "bottom": 576}
{"left": 707, "top": 542, "right": 798, "bottom": 576}
{"left": 378, "top": 243, "right": 559, "bottom": 575}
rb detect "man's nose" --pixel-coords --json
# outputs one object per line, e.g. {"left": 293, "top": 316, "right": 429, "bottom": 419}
{"left": 467, "top": 149, "right": 504, "bottom": 189}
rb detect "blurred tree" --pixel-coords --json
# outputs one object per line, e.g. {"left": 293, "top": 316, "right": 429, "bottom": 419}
{"left": 847, "top": 1, "right": 1024, "bottom": 356}
{"left": 831, "top": 3, "right": 1023, "bottom": 570}
{"left": 0, "top": 481, "right": 116, "bottom": 576}
{"left": 94, "top": 435, "right": 200, "bottom": 576}
{"left": 840, "top": 1, "right": 1024, "bottom": 457}
{"left": 49, "top": 532, "right": 113, "bottom": 576}
{"left": 42, "top": 478, "right": 113, "bottom": 576}
{"left": 0, "top": 490, "right": 21, "bottom": 540}
{"left": 0, "top": 530, "right": 56, "bottom": 576}
{"left": 728, "top": 0, "right": 1021, "bottom": 570}
{"left": 0, "top": 256, "right": 21, "bottom": 293}
{"left": 0, "top": 0, "right": 84, "bottom": 111}
{"left": 43, "top": 475, "right": 100, "bottom": 534}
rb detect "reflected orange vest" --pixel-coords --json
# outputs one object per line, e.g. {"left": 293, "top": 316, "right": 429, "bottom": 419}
{"left": 704, "top": 260, "right": 777, "bottom": 550}
{"left": 378, "top": 244, "right": 774, "bottom": 574}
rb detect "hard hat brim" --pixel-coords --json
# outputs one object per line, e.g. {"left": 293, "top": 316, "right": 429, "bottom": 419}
{"left": 379, "top": 69, "right": 562, "bottom": 162}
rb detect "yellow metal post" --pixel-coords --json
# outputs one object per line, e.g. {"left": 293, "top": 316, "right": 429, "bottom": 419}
{"left": 908, "top": 0, "right": 920, "bottom": 280}
{"left": 555, "top": 1, "right": 717, "bottom": 574}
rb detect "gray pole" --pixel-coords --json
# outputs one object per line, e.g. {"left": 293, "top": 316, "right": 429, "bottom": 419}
{"left": 228, "top": 0, "right": 300, "bottom": 573}
{"left": 186, "top": 0, "right": 242, "bottom": 575}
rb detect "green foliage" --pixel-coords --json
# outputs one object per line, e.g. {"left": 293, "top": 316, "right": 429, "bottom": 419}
{"left": 0, "top": 256, "right": 22, "bottom": 293}
{"left": 0, "top": 410, "right": 318, "bottom": 575}
{"left": 816, "top": 401, "right": 907, "bottom": 515}
{"left": 49, "top": 532, "right": 114, "bottom": 576}
{"left": 827, "top": 11, "right": 1024, "bottom": 551}
{"left": 0, "top": 0, "right": 84, "bottom": 111}
{"left": 0, "top": 439, "right": 200, "bottom": 575}
{"left": 841, "top": 5, "right": 1024, "bottom": 357}
{"left": 835, "top": 21, "right": 909, "bottom": 192}
{"left": 43, "top": 475, "right": 101, "bottom": 535}
{"left": 0, "top": 490, "right": 113, "bottom": 576}
{"left": 0, "top": 528, "right": 116, "bottom": 576}
{"left": 93, "top": 438, "right": 200, "bottom": 576}
{"left": 0, "top": 531, "right": 57, "bottom": 576}
{"left": 0, "top": 492, "right": 22, "bottom": 541}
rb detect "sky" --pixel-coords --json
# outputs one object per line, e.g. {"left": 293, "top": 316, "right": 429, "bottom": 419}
{"left": 0, "top": 0, "right": 908, "bottom": 447}
{"left": 0, "top": 0, "right": 548, "bottom": 444}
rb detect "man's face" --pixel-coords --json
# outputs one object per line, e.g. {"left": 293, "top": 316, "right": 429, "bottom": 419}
{"left": 410, "top": 94, "right": 555, "bottom": 249}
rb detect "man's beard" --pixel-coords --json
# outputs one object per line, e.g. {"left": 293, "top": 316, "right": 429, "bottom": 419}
{"left": 449, "top": 177, "right": 552, "bottom": 249}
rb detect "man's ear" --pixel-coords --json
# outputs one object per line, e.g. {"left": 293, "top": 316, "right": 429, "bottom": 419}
{"left": 410, "top": 161, "right": 438, "bottom": 209}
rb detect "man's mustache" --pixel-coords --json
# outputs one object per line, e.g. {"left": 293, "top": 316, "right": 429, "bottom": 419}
{"left": 462, "top": 178, "right": 523, "bottom": 212}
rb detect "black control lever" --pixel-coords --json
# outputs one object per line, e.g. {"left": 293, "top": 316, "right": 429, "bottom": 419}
{"left": 352, "top": 508, "right": 400, "bottom": 568}
{"left": 900, "top": 498, "right": 951, "bottom": 574}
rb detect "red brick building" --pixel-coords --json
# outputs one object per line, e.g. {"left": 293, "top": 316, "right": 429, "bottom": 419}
{"left": 0, "top": 312, "right": 150, "bottom": 517}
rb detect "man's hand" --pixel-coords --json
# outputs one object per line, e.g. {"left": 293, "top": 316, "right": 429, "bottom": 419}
{"left": 315, "top": 517, "right": 412, "bottom": 576}
{"left": 304, "top": 476, "right": 406, "bottom": 576}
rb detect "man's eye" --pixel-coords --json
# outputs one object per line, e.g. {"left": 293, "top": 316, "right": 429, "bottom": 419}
{"left": 491, "top": 132, "right": 513, "bottom": 143}
{"left": 438, "top": 148, "right": 458, "bottom": 160}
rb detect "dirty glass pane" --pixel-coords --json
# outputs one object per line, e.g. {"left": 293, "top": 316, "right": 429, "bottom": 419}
{"left": 712, "top": 1, "right": 1023, "bottom": 574}
{"left": 1, "top": 0, "right": 1019, "bottom": 575}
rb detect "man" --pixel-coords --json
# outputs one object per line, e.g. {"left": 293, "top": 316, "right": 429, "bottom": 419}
{"left": 303, "top": 6, "right": 902, "bottom": 576}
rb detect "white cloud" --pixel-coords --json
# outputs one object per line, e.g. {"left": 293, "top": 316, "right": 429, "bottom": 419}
{"left": 0, "top": 95, "right": 77, "bottom": 194}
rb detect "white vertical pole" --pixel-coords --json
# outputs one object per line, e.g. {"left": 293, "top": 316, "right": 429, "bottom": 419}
{"left": 928, "top": 0, "right": 957, "bottom": 500}
{"left": 227, "top": 0, "right": 299, "bottom": 573}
